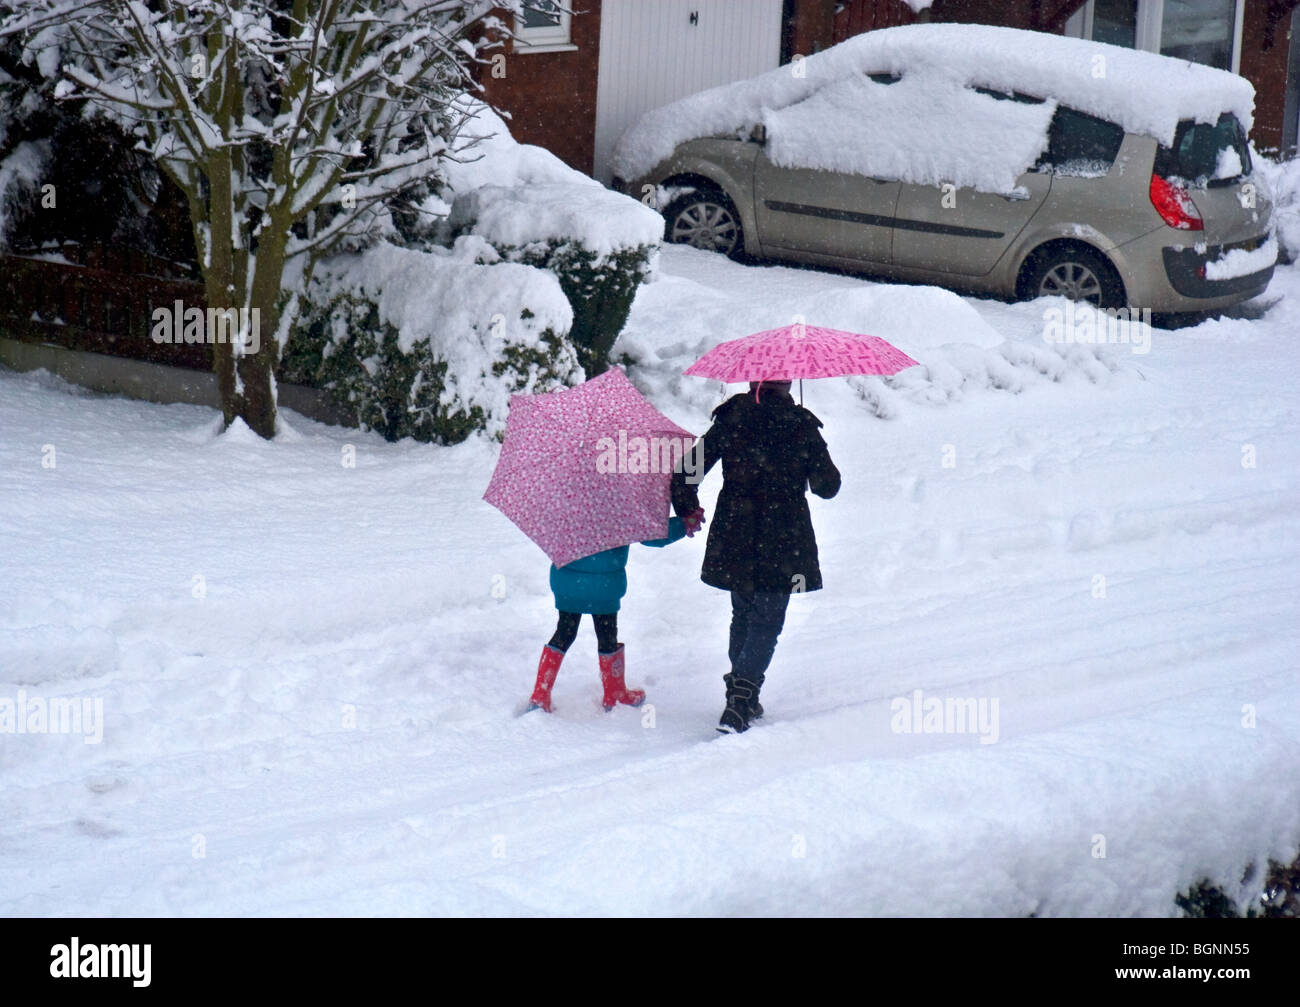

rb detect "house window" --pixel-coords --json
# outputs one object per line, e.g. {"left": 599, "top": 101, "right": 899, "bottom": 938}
{"left": 514, "top": 1, "right": 575, "bottom": 53}
{"left": 1092, "top": 0, "right": 1138, "bottom": 48}
{"left": 1159, "top": 0, "right": 1237, "bottom": 70}
{"left": 1068, "top": 1, "right": 1243, "bottom": 74}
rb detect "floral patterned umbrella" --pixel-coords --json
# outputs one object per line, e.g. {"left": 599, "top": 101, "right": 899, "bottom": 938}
{"left": 484, "top": 367, "right": 695, "bottom": 568}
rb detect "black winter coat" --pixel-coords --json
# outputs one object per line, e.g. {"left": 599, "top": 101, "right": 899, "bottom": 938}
{"left": 671, "top": 389, "right": 840, "bottom": 595}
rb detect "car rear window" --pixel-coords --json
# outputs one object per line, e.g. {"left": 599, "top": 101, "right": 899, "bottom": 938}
{"left": 1034, "top": 106, "right": 1126, "bottom": 177}
{"left": 1153, "top": 113, "right": 1252, "bottom": 186}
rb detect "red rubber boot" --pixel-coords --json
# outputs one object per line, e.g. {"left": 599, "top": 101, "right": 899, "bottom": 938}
{"left": 599, "top": 644, "right": 645, "bottom": 711}
{"left": 528, "top": 645, "right": 564, "bottom": 713}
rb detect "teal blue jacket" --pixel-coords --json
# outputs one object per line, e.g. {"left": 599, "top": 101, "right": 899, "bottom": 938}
{"left": 550, "top": 517, "right": 686, "bottom": 615}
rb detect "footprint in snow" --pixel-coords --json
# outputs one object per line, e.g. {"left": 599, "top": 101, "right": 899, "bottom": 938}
{"left": 75, "top": 817, "right": 124, "bottom": 839}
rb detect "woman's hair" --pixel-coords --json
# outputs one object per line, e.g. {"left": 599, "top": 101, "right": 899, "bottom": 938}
{"left": 748, "top": 379, "right": 792, "bottom": 402}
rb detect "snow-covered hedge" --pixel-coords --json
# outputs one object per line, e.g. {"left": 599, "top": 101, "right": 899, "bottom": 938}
{"left": 1255, "top": 153, "right": 1300, "bottom": 263}
{"left": 279, "top": 96, "right": 661, "bottom": 438}
{"left": 444, "top": 99, "right": 662, "bottom": 373}
{"left": 281, "top": 239, "right": 579, "bottom": 443}
{"left": 613, "top": 23, "right": 1255, "bottom": 195}
{"left": 448, "top": 185, "right": 658, "bottom": 375}
{"left": 1177, "top": 852, "right": 1300, "bottom": 917}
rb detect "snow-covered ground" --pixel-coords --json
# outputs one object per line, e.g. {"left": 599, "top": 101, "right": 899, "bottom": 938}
{"left": 2, "top": 247, "right": 1298, "bottom": 916}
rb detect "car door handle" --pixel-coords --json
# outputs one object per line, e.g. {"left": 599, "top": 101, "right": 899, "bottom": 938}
{"left": 1001, "top": 190, "right": 1031, "bottom": 201}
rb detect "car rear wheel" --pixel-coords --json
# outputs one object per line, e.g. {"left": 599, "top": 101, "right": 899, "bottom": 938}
{"left": 1022, "top": 245, "right": 1125, "bottom": 308}
{"left": 663, "top": 189, "right": 744, "bottom": 258}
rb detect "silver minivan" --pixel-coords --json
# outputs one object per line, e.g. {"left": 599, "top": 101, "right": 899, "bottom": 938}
{"left": 615, "top": 41, "right": 1275, "bottom": 313}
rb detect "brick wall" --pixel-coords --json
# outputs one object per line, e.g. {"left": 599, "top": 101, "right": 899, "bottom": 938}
{"left": 828, "top": 1, "right": 1087, "bottom": 43}
{"left": 1239, "top": 1, "right": 1299, "bottom": 153}
{"left": 476, "top": 2, "right": 603, "bottom": 175}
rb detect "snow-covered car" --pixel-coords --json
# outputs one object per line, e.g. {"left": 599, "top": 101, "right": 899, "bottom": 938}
{"left": 611, "top": 24, "right": 1276, "bottom": 313}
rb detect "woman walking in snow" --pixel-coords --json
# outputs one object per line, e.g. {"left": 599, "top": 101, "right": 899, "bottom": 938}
{"left": 671, "top": 379, "right": 840, "bottom": 734}
{"left": 528, "top": 508, "right": 703, "bottom": 713}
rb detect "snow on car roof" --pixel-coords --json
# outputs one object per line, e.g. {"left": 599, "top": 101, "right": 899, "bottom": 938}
{"left": 612, "top": 23, "right": 1256, "bottom": 184}
{"left": 761, "top": 70, "right": 1057, "bottom": 195}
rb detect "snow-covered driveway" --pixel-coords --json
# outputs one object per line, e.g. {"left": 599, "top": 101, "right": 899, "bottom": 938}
{"left": 2, "top": 246, "right": 1297, "bottom": 916}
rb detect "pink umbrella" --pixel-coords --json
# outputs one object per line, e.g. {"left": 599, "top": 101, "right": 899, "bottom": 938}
{"left": 484, "top": 367, "right": 695, "bottom": 568}
{"left": 684, "top": 323, "right": 919, "bottom": 388}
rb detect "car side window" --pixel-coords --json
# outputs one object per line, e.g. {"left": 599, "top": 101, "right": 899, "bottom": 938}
{"left": 1034, "top": 107, "right": 1125, "bottom": 177}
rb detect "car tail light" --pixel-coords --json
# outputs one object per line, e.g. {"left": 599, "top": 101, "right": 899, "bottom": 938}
{"left": 1149, "top": 174, "right": 1203, "bottom": 231}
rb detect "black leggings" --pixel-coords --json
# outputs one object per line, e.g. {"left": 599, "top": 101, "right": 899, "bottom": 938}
{"left": 549, "top": 611, "right": 619, "bottom": 654}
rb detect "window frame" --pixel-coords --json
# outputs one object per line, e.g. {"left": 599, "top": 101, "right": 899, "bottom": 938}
{"left": 1071, "top": 0, "right": 1243, "bottom": 74}
{"left": 513, "top": 1, "right": 576, "bottom": 55}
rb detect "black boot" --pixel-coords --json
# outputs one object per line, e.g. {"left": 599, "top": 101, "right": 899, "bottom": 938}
{"left": 718, "top": 676, "right": 758, "bottom": 734}
{"left": 723, "top": 672, "right": 763, "bottom": 721}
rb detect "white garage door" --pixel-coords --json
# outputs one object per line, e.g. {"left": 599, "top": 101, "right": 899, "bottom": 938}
{"left": 594, "top": 0, "right": 784, "bottom": 183}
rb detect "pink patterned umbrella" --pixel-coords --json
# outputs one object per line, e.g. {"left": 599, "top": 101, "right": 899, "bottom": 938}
{"left": 683, "top": 323, "right": 919, "bottom": 383}
{"left": 483, "top": 367, "right": 695, "bottom": 568}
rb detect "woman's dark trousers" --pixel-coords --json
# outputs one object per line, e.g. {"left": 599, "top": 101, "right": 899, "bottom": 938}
{"left": 728, "top": 591, "right": 790, "bottom": 689}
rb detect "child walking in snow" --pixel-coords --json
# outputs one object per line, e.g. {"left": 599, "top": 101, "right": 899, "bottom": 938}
{"left": 528, "top": 508, "right": 703, "bottom": 713}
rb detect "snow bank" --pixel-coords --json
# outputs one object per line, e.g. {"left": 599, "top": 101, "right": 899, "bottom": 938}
{"left": 615, "top": 248, "right": 1132, "bottom": 423}
{"left": 445, "top": 98, "right": 661, "bottom": 256}
{"left": 443, "top": 99, "right": 583, "bottom": 194}
{"left": 613, "top": 23, "right": 1255, "bottom": 186}
{"left": 309, "top": 238, "right": 576, "bottom": 434}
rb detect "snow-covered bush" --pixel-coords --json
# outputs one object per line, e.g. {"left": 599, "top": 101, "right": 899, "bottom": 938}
{"left": 281, "top": 240, "right": 579, "bottom": 443}
{"left": 0, "top": 137, "right": 44, "bottom": 245}
{"left": 1254, "top": 153, "right": 1300, "bottom": 263}
{"left": 1176, "top": 851, "right": 1300, "bottom": 918}
{"left": 0, "top": 56, "right": 53, "bottom": 247}
{"left": 450, "top": 190, "right": 658, "bottom": 375}
{"left": 0, "top": 79, "right": 193, "bottom": 263}
{"left": 444, "top": 100, "right": 662, "bottom": 374}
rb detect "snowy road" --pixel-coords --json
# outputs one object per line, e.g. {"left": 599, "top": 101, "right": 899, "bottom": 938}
{"left": 2, "top": 246, "right": 1298, "bottom": 915}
